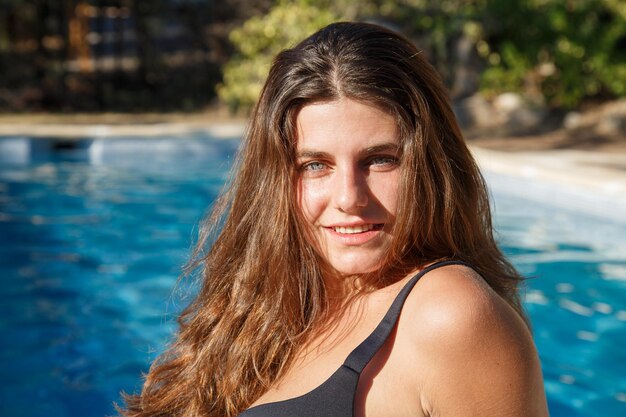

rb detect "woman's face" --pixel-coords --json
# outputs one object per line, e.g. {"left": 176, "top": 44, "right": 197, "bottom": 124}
{"left": 295, "top": 98, "right": 401, "bottom": 275}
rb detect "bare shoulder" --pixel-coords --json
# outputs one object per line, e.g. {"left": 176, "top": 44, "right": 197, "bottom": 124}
{"left": 396, "top": 264, "right": 549, "bottom": 416}
{"left": 404, "top": 264, "right": 521, "bottom": 338}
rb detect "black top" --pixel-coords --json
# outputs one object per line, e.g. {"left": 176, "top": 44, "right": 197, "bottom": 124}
{"left": 238, "top": 260, "right": 467, "bottom": 417}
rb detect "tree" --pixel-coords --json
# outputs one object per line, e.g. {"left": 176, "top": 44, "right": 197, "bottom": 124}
{"left": 217, "top": 0, "right": 338, "bottom": 113}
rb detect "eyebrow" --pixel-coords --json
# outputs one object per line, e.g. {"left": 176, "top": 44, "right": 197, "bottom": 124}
{"left": 296, "top": 142, "right": 401, "bottom": 159}
{"left": 360, "top": 143, "right": 401, "bottom": 156}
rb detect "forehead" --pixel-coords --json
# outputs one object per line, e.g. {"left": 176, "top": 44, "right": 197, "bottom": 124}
{"left": 295, "top": 99, "right": 399, "bottom": 150}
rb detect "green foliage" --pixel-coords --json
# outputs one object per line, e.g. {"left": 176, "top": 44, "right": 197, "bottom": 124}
{"left": 220, "top": 0, "right": 625, "bottom": 111}
{"left": 375, "top": 0, "right": 489, "bottom": 85}
{"left": 375, "top": 0, "right": 625, "bottom": 108}
{"left": 217, "top": 0, "right": 338, "bottom": 113}
{"left": 480, "top": 0, "right": 626, "bottom": 107}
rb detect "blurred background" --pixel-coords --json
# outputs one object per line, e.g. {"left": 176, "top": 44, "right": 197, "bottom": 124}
{"left": 0, "top": 1, "right": 625, "bottom": 417}
{"left": 0, "top": 0, "right": 624, "bottom": 113}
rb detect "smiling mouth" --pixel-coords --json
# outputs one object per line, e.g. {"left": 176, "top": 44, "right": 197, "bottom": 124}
{"left": 332, "top": 224, "right": 383, "bottom": 234}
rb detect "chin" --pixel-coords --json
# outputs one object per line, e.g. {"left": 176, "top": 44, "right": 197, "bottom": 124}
{"left": 331, "top": 259, "right": 383, "bottom": 276}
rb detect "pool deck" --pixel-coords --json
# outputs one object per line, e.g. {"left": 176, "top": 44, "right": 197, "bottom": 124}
{"left": 1, "top": 119, "right": 625, "bottom": 222}
{"left": 472, "top": 146, "right": 626, "bottom": 223}
{"left": 471, "top": 147, "right": 626, "bottom": 202}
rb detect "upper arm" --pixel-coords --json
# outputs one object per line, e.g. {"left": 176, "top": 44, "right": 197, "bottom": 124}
{"left": 402, "top": 265, "right": 549, "bottom": 417}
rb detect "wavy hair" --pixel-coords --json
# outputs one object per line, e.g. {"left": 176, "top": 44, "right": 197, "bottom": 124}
{"left": 120, "top": 21, "right": 526, "bottom": 417}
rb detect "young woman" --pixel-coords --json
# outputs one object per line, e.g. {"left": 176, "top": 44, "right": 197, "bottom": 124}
{"left": 121, "top": 22, "right": 549, "bottom": 417}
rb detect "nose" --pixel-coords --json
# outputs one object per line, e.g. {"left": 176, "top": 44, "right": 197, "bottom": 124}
{"left": 332, "top": 165, "right": 368, "bottom": 212}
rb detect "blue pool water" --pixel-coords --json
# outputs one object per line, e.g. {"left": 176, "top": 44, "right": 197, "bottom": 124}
{"left": 1, "top": 135, "right": 625, "bottom": 416}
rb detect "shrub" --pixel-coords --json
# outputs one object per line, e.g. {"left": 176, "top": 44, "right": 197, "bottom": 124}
{"left": 219, "top": 0, "right": 625, "bottom": 111}
{"left": 480, "top": 0, "right": 626, "bottom": 107}
{"left": 217, "top": 0, "right": 337, "bottom": 113}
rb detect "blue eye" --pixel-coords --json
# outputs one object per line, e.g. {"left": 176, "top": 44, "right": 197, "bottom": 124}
{"left": 369, "top": 156, "right": 398, "bottom": 166}
{"left": 303, "top": 161, "right": 326, "bottom": 171}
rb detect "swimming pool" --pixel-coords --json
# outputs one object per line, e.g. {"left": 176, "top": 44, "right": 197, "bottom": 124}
{"left": 0, "top": 135, "right": 624, "bottom": 416}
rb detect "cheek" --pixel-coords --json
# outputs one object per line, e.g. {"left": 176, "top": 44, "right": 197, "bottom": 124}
{"left": 297, "top": 179, "right": 327, "bottom": 222}
{"left": 371, "top": 172, "right": 401, "bottom": 215}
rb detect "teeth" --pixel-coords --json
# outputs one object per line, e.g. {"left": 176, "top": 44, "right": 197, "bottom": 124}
{"left": 334, "top": 224, "right": 375, "bottom": 234}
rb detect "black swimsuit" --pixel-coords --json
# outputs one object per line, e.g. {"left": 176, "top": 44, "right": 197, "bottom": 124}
{"left": 238, "top": 260, "right": 466, "bottom": 417}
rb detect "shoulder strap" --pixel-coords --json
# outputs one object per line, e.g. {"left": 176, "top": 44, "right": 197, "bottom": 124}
{"left": 342, "top": 260, "right": 469, "bottom": 373}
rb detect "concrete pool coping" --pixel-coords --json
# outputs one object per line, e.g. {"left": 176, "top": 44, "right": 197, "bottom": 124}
{"left": 472, "top": 147, "right": 626, "bottom": 224}
{"left": 1, "top": 120, "right": 625, "bottom": 222}
{"left": 0, "top": 120, "right": 247, "bottom": 141}
{"left": 471, "top": 147, "right": 626, "bottom": 201}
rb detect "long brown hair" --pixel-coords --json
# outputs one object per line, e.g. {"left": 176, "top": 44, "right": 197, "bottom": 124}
{"left": 120, "top": 21, "right": 526, "bottom": 417}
